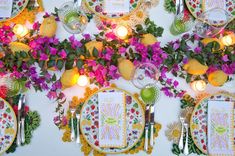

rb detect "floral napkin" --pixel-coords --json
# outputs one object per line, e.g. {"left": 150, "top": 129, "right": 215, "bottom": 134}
{"left": 207, "top": 100, "right": 235, "bottom": 155}
{"left": 98, "top": 92, "right": 127, "bottom": 148}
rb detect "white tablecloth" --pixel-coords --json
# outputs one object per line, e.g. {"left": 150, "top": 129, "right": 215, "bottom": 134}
{"left": 5, "top": 0, "right": 235, "bottom": 156}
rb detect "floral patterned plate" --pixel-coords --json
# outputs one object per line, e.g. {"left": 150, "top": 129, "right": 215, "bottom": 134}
{"left": 190, "top": 92, "right": 235, "bottom": 154}
{"left": 0, "top": 97, "right": 17, "bottom": 154}
{"left": 80, "top": 87, "right": 145, "bottom": 154}
{"left": 84, "top": 0, "right": 142, "bottom": 19}
{"left": 185, "top": 0, "right": 235, "bottom": 22}
{"left": 0, "top": 0, "right": 29, "bottom": 22}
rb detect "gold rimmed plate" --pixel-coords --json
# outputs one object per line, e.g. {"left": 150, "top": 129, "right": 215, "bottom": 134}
{"left": 80, "top": 87, "right": 145, "bottom": 154}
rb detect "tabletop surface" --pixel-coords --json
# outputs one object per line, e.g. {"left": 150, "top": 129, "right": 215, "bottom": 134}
{"left": 4, "top": 0, "right": 235, "bottom": 156}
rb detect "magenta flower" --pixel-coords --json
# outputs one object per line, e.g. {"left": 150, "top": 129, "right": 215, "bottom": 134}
{"left": 173, "top": 80, "right": 179, "bottom": 87}
{"left": 83, "top": 34, "right": 91, "bottom": 40}
{"left": 32, "top": 21, "right": 40, "bottom": 31}
{"left": 105, "top": 32, "right": 117, "bottom": 40}
{"left": 207, "top": 66, "right": 218, "bottom": 74}
{"left": 50, "top": 47, "right": 57, "bottom": 55}
{"left": 40, "top": 53, "right": 48, "bottom": 61}
{"left": 59, "top": 50, "right": 67, "bottom": 59}
{"left": 47, "top": 91, "right": 57, "bottom": 99}
{"left": 0, "top": 61, "right": 4, "bottom": 68}
{"left": 161, "top": 87, "right": 173, "bottom": 97}
{"left": 119, "top": 47, "right": 126, "bottom": 54}
{"left": 222, "top": 64, "right": 233, "bottom": 74}
{"left": 69, "top": 35, "right": 82, "bottom": 49}
{"left": 222, "top": 55, "right": 229, "bottom": 62}
{"left": 194, "top": 47, "right": 202, "bottom": 53}
{"left": 173, "top": 41, "right": 180, "bottom": 50}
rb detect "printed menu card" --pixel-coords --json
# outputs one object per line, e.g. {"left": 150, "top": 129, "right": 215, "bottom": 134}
{"left": 98, "top": 92, "right": 127, "bottom": 148}
{"left": 207, "top": 100, "right": 235, "bottom": 155}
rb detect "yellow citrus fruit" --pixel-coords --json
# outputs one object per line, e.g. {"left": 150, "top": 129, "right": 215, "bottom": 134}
{"left": 85, "top": 41, "right": 103, "bottom": 57}
{"left": 183, "top": 59, "right": 208, "bottom": 75}
{"left": 141, "top": 33, "right": 157, "bottom": 46}
{"left": 39, "top": 16, "right": 57, "bottom": 37}
{"left": 9, "top": 42, "right": 30, "bottom": 54}
{"left": 201, "top": 38, "right": 225, "bottom": 51}
{"left": 61, "top": 67, "right": 79, "bottom": 89}
{"left": 118, "top": 58, "right": 135, "bottom": 80}
{"left": 208, "top": 70, "right": 228, "bottom": 86}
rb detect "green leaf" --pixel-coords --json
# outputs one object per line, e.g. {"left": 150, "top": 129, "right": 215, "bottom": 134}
{"left": 20, "top": 51, "right": 28, "bottom": 58}
{"left": 67, "top": 53, "right": 76, "bottom": 60}
{"left": 52, "top": 74, "right": 57, "bottom": 81}
{"left": 76, "top": 59, "right": 84, "bottom": 69}
{"left": 56, "top": 60, "right": 64, "bottom": 70}
{"left": 39, "top": 61, "right": 45, "bottom": 68}
{"left": 186, "top": 74, "right": 192, "bottom": 83}
{"left": 17, "top": 60, "right": 23, "bottom": 67}
{"left": 92, "top": 47, "right": 99, "bottom": 57}
{"left": 47, "top": 60, "right": 55, "bottom": 68}
{"left": 65, "top": 61, "right": 74, "bottom": 70}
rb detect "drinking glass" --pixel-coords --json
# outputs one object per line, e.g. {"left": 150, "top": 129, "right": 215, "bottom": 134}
{"left": 170, "top": 11, "right": 194, "bottom": 35}
{"left": 193, "top": 8, "right": 231, "bottom": 38}
{"left": 58, "top": 1, "right": 88, "bottom": 34}
{"left": 132, "top": 63, "right": 159, "bottom": 89}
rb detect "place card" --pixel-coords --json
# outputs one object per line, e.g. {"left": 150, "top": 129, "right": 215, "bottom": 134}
{"left": 104, "top": 0, "right": 130, "bottom": 13}
{"left": 0, "top": 0, "right": 13, "bottom": 18}
{"left": 202, "top": 0, "right": 226, "bottom": 12}
{"left": 98, "top": 92, "right": 127, "bottom": 148}
{"left": 207, "top": 100, "right": 235, "bottom": 155}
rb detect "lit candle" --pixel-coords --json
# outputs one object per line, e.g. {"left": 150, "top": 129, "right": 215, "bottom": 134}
{"left": 191, "top": 80, "right": 206, "bottom": 92}
{"left": 77, "top": 75, "right": 89, "bottom": 87}
{"left": 13, "top": 24, "right": 29, "bottom": 38}
{"left": 221, "top": 35, "right": 233, "bottom": 46}
{"left": 116, "top": 25, "right": 128, "bottom": 39}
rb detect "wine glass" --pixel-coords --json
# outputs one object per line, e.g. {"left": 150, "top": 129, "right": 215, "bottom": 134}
{"left": 193, "top": 8, "right": 231, "bottom": 38}
{"left": 58, "top": 1, "right": 88, "bottom": 34}
{"left": 132, "top": 63, "right": 159, "bottom": 89}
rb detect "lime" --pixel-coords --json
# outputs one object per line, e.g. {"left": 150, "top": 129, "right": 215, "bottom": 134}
{"left": 140, "top": 86, "right": 157, "bottom": 103}
{"left": 64, "top": 12, "right": 80, "bottom": 24}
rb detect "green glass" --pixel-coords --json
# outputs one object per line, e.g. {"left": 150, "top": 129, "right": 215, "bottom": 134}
{"left": 140, "top": 86, "right": 158, "bottom": 104}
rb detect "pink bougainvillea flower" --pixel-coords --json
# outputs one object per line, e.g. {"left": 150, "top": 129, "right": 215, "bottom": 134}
{"left": 49, "top": 47, "right": 57, "bottom": 55}
{"left": 118, "top": 47, "right": 126, "bottom": 54}
{"left": 47, "top": 91, "right": 57, "bottom": 99}
{"left": 222, "top": 55, "right": 229, "bottom": 62}
{"left": 58, "top": 50, "right": 67, "bottom": 59}
{"left": 69, "top": 35, "right": 82, "bottom": 49}
{"left": 40, "top": 53, "right": 48, "bottom": 61}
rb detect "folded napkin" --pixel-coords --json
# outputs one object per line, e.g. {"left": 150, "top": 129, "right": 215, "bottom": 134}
{"left": 0, "top": 0, "right": 13, "bottom": 18}
{"left": 104, "top": 0, "right": 129, "bottom": 13}
{"left": 207, "top": 100, "right": 235, "bottom": 155}
{"left": 98, "top": 92, "right": 127, "bottom": 148}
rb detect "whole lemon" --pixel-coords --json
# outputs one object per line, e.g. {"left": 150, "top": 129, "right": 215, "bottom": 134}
{"left": 118, "top": 58, "right": 135, "bottom": 80}
{"left": 9, "top": 42, "right": 30, "bottom": 54}
{"left": 61, "top": 67, "right": 79, "bottom": 89}
{"left": 85, "top": 41, "right": 103, "bottom": 57}
{"left": 208, "top": 70, "right": 228, "bottom": 86}
{"left": 201, "top": 38, "right": 225, "bottom": 51}
{"left": 183, "top": 59, "right": 208, "bottom": 75}
{"left": 141, "top": 33, "right": 157, "bottom": 46}
{"left": 39, "top": 16, "right": 57, "bottom": 37}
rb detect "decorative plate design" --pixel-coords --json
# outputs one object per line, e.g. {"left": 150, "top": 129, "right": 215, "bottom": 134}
{"left": 190, "top": 92, "right": 235, "bottom": 154}
{"left": 80, "top": 87, "right": 145, "bottom": 154}
{"left": 84, "top": 0, "right": 142, "bottom": 19}
{"left": 185, "top": 0, "right": 235, "bottom": 22}
{"left": 0, "top": 97, "right": 17, "bottom": 154}
{"left": 0, "top": 0, "right": 29, "bottom": 22}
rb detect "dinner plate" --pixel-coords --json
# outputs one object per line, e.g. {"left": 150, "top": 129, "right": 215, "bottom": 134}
{"left": 0, "top": 0, "right": 29, "bottom": 22}
{"left": 80, "top": 87, "right": 145, "bottom": 154}
{"left": 185, "top": 0, "right": 235, "bottom": 22}
{"left": 0, "top": 97, "right": 17, "bottom": 154}
{"left": 190, "top": 92, "right": 235, "bottom": 154}
{"left": 84, "top": 0, "right": 142, "bottom": 19}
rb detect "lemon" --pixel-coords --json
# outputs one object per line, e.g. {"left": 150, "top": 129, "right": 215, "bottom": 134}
{"left": 9, "top": 42, "right": 30, "bottom": 54}
{"left": 61, "top": 67, "right": 79, "bottom": 89}
{"left": 208, "top": 70, "right": 227, "bottom": 86}
{"left": 85, "top": 41, "right": 103, "bottom": 57}
{"left": 183, "top": 59, "right": 208, "bottom": 75}
{"left": 118, "top": 58, "right": 135, "bottom": 80}
{"left": 201, "top": 38, "right": 225, "bottom": 51}
{"left": 141, "top": 33, "right": 157, "bottom": 46}
{"left": 39, "top": 16, "right": 57, "bottom": 37}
